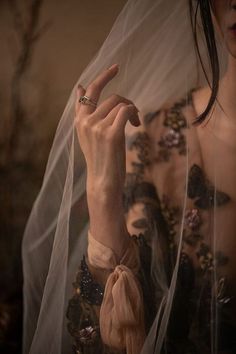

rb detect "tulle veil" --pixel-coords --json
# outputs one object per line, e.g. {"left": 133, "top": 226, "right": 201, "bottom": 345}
{"left": 22, "top": 0, "right": 228, "bottom": 353}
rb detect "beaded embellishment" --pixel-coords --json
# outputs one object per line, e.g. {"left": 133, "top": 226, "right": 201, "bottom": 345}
{"left": 76, "top": 256, "right": 104, "bottom": 306}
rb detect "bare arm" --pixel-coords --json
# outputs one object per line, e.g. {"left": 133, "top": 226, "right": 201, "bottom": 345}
{"left": 75, "top": 65, "right": 140, "bottom": 260}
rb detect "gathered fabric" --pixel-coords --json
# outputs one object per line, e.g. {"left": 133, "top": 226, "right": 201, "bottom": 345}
{"left": 22, "top": 1, "right": 234, "bottom": 353}
{"left": 88, "top": 230, "right": 145, "bottom": 354}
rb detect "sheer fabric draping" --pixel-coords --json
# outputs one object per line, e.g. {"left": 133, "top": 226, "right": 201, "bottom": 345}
{"left": 22, "top": 0, "right": 229, "bottom": 353}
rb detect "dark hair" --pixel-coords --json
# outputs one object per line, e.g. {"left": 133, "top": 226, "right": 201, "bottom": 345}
{"left": 189, "top": 0, "right": 220, "bottom": 124}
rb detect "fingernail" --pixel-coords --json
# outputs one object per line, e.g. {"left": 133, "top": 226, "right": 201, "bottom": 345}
{"left": 128, "top": 103, "right": 139, "bottom": 113}
{"left": 133, "top": 115, "right": 141, "bottom": 127}
{"left": 129, "top": 104, "right": 139, "bottom": 113}
{"left": 107, "top": 63, "right": 119, "bottom": 70}
{"left": 131, "top": 105, "right": 140, "bottom": 113}
{"left": 136, "top": 115, "right": 141, "bottom": 126}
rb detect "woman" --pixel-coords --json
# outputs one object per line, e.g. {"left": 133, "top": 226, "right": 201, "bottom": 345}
{"left": 22, "top": 1, "right": 236, "bottom": 353}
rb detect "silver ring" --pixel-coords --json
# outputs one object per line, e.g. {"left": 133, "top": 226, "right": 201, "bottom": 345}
{"left": 79, "top": 95, "right": 97, "bottom": 107}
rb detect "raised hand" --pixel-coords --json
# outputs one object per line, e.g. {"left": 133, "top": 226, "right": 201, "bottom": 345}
{"left": 75, "top": 64, "right": 140, "bottom": 256}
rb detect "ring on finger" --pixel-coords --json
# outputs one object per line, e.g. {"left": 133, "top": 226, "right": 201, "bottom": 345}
{"left": 78, "top": 95, "right": 97, "bottom": 107}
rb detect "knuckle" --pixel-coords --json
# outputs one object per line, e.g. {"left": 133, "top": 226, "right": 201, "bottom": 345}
{"left": 108, "top": 127, "right": 121, "bottom": 140}
{"left": 110, "top": 93, "right": 121, "bottom": 101}
{"left": 105, "top": 129, "right": 116, "bottom": 142}
{"left": 119, "top": 104, "right": 130, "bottom": 114}
{"left": 87, "top": 82, "right": 99, "bottom": 93}
{"left": 93, "top": 123, "right": 104, "bottom": 137}
{"left": 109, "top": 94, "right": 133, "bottom": 106}
{"left": 79, "top": 117, "right": 92, "bottom": 131}
{"left": 117, "top": 102, "right": 127, "bottom": 110}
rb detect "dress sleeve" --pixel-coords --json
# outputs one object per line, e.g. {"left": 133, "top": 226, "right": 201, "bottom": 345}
{"left": 66, "top": 111, "right": 163, "bottom": 354}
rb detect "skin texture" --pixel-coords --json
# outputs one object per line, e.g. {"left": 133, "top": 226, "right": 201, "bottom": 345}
{"left": 194, "top": 0, "right": 236, "bottom": 129}
{"left": 75, "top": 65, "right": 140, "bottom": 258}
{"left": 75, "top": 0, "right": 236, "bottom": 260}
{"left": 192, "top": 0, "right": 236, "bottom": 309}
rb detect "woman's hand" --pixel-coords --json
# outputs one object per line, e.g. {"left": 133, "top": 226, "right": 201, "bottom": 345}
{"left": 75, "top": 64, "right": 140, "bottom": 256}
{"left": 75, "top": 64, "right": 140, "bottom": 199}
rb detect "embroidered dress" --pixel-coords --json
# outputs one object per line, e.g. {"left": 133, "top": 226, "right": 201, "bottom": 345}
{"left": 67, "top": 91, "right": 236, "bottom": 354}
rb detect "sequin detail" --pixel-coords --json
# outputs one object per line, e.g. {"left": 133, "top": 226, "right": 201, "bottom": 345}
{"left": 159, "top": 129, "right": 184, "bottom": 149}
{"left": 66, "top": 91, "right": 235, "bottom": 353}
{"left": 77, "top": 256, "right": 104, "bottom": 306}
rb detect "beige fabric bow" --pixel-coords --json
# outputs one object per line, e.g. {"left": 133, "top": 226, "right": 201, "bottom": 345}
{"left": 88, "top": 230, "right": 146, "bottom": 354}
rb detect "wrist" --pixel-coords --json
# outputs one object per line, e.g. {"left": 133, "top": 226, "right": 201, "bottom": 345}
{"left": 87, "top": 193, "right": 129, "bottom": 259}
{"left": 86, "top": 175, "right": 124, "bottom": 201}
{"left": 87, "top": 184, "right": 124, "bottom": 210}
{"left": 88, "top": 194, "right": 125, "bottom": 229}
{"left": 89, "top": 219, "right": 130, "bottom": 260}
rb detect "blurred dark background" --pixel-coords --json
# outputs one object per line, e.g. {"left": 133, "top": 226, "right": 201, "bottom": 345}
{"left": 0, "top": 0, "right": 126, "bottom": 352}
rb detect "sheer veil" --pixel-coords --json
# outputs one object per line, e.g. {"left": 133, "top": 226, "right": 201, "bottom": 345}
{"left": 22, "top": 0, "right": 228, "bottom": 353}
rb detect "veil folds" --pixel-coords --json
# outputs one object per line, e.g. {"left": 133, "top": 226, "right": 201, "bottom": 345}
{"left": 22, "top": 0, "right": 231, "bottom": 353}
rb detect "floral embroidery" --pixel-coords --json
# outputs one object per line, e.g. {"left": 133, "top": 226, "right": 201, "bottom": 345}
{"left": 183, "top": 233, "right": 203, "bottom": 247}
{"left": 180, "top": 162, "right": 232, "bottom": 353}
{"left": 126, "top": 131, "right": 151, "bottom": 171}
{"left": 195, "top": 248, "right": 228, "bottom": 272}
{"left": 124, "top": 132, "right": 233, "bottom": 353}
{"left": 67, "top": 92, "right": 235, "bottom": 353}
{"left": 78, "top": 325, "right": 99, "bottom": 345}
{"left": 163, "top": 99, "right": 188, "bottom": 132}
{"left": 124, "top": 128, "right": 160, "bottom": 214}
{"left": 156, "top": 94, "right": 192, "bottom": 162}
{"left": 123, "top": 177, "right": 160, "bottom": 213}
{"left": 187, "top": 164, "right": 230, "bottom": 209}
{"left": 160, "top": 129, "right": 183, "bottom": 148}
{"left": 185, "top": 164, "right": 230, "bottom": 274}
{"left": 184, "top": 208, "right": 201, "bottom": 230}
{"left": 183, "top": 206, "right": 203, "bottom": 247}
{"left": 196, "top": 243, "right": 214, "bottom": 271}
{"left": 160, "top": 195, "right": 180, "bottom": 251}
{"left": 67, "top": 258, "right": 118, "bottom": 353}
{"left": 157, "top": 129, "right": 186, "bottom": 162}
{"left": 67, "top": 294, "right": 101, "bottom": 353}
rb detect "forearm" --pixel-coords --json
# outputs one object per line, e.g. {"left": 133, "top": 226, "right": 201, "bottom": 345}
{"left": 87, "top": 186, "right": 130, "bottom": 261}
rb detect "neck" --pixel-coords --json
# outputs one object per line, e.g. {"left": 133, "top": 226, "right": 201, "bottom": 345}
{"left": 218, "top": 55, "right": 236, "bottom": 120}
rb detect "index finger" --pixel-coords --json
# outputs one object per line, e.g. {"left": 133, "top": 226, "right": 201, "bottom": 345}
{"left": 79, "top": 64, "right": 119, "bottom": 115}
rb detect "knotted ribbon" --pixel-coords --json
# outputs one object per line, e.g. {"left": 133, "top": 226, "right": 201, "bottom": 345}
{"left": 88, "top": 230, "right": 146, "bottom": 354}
